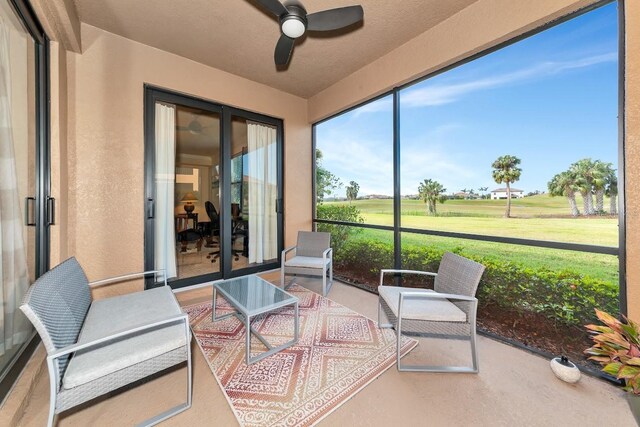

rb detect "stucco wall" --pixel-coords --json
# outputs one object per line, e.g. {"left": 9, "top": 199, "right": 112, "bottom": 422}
{"left": 50, "top": 41, "right": 69, "bottom": 267}
{"left": 625, "top": 0, "right": 639, "bottom": 320}
{"left": 61, "top": 24, "right": 311, "bottom": 289}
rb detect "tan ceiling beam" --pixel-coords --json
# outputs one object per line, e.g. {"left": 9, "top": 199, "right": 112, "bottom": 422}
{"left": 30, "top": 0, "right": 81, "bottom": 53}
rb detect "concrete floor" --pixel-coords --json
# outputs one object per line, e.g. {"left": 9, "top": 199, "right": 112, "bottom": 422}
{"left": 10, "top": 272, "right": 636, "bottom": 426}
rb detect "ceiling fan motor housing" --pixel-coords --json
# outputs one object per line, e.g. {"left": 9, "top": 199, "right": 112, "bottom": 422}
{"left": 280, "top": 5, "right": 307, "bottom": 39}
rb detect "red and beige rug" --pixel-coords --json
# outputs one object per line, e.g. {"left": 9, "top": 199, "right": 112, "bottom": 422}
{"left": 185, "top": 283, "right": 417, "bottom": 427}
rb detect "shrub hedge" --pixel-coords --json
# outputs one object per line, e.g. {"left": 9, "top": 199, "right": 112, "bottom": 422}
{"left": 333, "top": 237, "right": 618, "bottom": 327}
{"left": 316, "top": 204, "right": 364, "bottom": 254}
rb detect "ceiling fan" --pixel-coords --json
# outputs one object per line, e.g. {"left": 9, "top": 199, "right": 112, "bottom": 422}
{"left": 177, "top": 115, "right": 214, "bottom": 135}
{"left": 252, "top": 0, "right": 364, "bottom": 66}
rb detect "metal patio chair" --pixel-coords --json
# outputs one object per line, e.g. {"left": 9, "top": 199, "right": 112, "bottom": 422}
{"left": 281, "top": 231, "right": 333, "bottom": 296}
{"left": 378, "top": 252, "right": 485, "bottom": 373}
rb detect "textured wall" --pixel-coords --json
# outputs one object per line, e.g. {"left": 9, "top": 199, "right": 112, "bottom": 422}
{"left": 625, "top": 0, "right": 640, "bottom": 320}
{"left": 49, "top": 42, "right": 69, "bottom": 267}
{"left": 63, "top": 24, "right": 311, "bottom": 291}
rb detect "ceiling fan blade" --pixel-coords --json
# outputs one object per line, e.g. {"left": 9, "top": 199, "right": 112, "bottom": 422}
{"left": 254, "top": 0, "right": 288, "bottom": 17}
{"left": 306, "top": 5, "right": 363, "bottom": 32}
{"left": 274, "top": 34, "right": 295, "bottom": 66}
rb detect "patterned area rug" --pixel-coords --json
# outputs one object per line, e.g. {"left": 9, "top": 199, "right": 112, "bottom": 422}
{"left": 185, "top": 284, "right": 417, "bottom": 427}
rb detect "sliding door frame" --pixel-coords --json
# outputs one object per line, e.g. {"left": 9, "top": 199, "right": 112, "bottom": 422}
{"left": 223, "top": 107, "right": 284, "bottom": 279}
{"left": 143, "top": 86, "right": 284, "bottom": 289}
{"left": 0, "top": 0, "right": 50, "bottom": 403}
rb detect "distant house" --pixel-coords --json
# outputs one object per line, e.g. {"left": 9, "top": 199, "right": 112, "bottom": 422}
{"left": 490, "top": 188, "right": 524, "bottom": 200}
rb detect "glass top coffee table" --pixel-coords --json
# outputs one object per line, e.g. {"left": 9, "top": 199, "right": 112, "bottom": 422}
{"left": 212, "top": 275, "right": 299, "bottom": 365}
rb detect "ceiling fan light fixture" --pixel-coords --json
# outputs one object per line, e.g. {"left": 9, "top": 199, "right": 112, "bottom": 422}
{"left": 256, "top": 0, "right": 364, "bottom": 66}
{"left": 281, "top": 16, "right": 306, "bottom": 38}
{"left": 188, "top": 120, "right": 202, "bottom": 134}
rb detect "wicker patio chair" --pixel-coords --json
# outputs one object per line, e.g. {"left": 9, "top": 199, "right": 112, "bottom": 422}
{"left": 378, "top": 252, "right": 485, "bottom": 373}
{"left": 20, "top": 257, "right": 192, "bottom": 427}
{"left": 281, "top": 231, "right": 333, "bottom": 296}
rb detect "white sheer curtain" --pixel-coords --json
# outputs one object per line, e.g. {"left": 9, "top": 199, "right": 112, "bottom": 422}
{"left": 247, "top": 122, "right": 277, "bottom": 264}
{"left": 0, "top": 16, "right": 31, "bottom": 356}
{"left": 154, "top": 102, "right": 177, "bottom": 280}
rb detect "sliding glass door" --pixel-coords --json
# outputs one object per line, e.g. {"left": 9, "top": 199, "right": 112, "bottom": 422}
{"left": 228, "top": 113, "right": 281, "bottom": 275}
{"left": 144, "top": 88, "right": 283, "bottom": 288}
{"left": 0, "top": 0, "right": 50, "bottom": 400}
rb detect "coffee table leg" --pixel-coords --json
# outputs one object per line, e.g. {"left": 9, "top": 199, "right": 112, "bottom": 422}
{"left": 245, "top": 314, "right": 251, "bottom": 366}
{"left": 294, "top": 301, "right": 299, "bottom": 342}
{"left": 212, "top": 288, "right": 217, "bottom": 322}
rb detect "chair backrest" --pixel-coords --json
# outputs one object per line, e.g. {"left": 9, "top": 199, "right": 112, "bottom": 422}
{"left": 205, "top": 201, "right": 218, "bottom": 223}
{"left": 434, "top": 252, "right": 485, "bottom": 297}
{"left": 296, "top": 231, "right": 331, "bottom": 258}
{"left": 20, "top": 257, "right": 91, "bottom": 386}
{"left": 205, "top": 201, "right": 220, "bottom": 235}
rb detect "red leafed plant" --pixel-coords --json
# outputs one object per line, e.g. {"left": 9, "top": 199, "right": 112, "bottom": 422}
{"left": 585, "top": 309, "right": 640, "bottom": 394}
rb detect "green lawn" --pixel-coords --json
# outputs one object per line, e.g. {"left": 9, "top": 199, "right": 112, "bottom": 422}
{"left": 320, "top": 194, "right": 620, "bottom": 285}
{"left": 351, "top": 228, "right": 618, "bottom": 284}
{"left": 322, "top": 194, "right": 619, "bottom": 247}
{"left": 327, "top": 193, "right": 615, "bottom": 217}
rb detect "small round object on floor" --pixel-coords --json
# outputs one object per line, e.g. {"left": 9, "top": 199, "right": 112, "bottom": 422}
{"left": 550, "top": 356, "right": 581, "bottom": 383}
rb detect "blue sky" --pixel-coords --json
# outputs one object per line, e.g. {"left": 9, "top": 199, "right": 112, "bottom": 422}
{"left": 316, "top": 2, "right": 619, "bottom": 197}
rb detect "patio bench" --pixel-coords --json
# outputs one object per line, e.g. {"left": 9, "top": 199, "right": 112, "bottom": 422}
{"left": 20, "top": 257, "right": 192, "bottom": 427}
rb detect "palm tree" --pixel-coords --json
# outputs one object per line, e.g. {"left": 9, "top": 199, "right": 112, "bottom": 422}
{"left": 492, "top": 155, "right": 522, "bottom": 218}
{"left": 548, "top": 171, "right": 580, "bottom": 217}
{"left": 418, "top": 179, "right": 447, "bottom": 215}
{"left": 346, "top": 181, "right": 360, "bottom": 204}
{"left": 478, "top": 186, "right": 489, "bottom": 199}
{"left": 571, "top": 159, "right": 597, "bottom": 216}
{"left": 593, "top": 161, "right": 614, "bottom": 213}
{"left": 606, "top": 171, "right": 618, "bottom": 215}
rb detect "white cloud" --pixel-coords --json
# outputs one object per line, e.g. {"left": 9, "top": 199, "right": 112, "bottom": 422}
{"left": 319, "top": 123, "right": 481, "bottom": 196}
{"left": 317, "top": 52, "right": 617, "bottom": 196}
{"left": 351, "top": 97, "right": 393, "bottom": 118}
{"left": 399, "top": 124, "right": 477, "bottom": 195}
{"left": 321, "top": 136, "right": 394, "bottom": 197}
{"left": 401, "top": 52, "right": 616, "bottom": 108}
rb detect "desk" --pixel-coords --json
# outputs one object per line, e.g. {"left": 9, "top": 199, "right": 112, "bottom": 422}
{"left": 175, "top": 213, "right": 198, "bottom": 233}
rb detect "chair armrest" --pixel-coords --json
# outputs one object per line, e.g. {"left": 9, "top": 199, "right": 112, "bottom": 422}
{"left": 89, "top": 269, "right": 168, "bottom": 288}
{"left": 48, "top": 312, "right": 189, "bottom": 360}
{"left": 281, "top": 246, "right": 297, "bottom": 260}
{"left": 398, "top": 291, "right": 476, "bottom": 303}
{"left": 379, "top": 269, "right": 437, "bottom": 286}
{"left": 322, "top": 247, "right": 332, "bottom": 260}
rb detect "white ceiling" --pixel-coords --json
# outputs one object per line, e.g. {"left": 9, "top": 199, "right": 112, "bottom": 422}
{"left": 73, "top": 0, "right": 479, "bottom": 98}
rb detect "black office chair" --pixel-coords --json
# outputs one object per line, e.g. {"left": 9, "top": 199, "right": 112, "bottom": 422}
{"left": 205, "top": 201, "right": 221, "bottom": 262}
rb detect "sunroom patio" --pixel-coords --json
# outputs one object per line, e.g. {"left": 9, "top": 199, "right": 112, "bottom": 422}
{"left": 4, "top": 274, "right": 635, "bottom": 426}
{"left": 1, "top": 0, "right": 639, "bottom": 425}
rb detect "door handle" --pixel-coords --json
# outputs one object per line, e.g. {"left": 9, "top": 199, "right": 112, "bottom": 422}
{"left": 146, "top": 198, "right": 155, "bottom": 219}
{"left": 24, "top": 197, "right": 36, "bottom": 226}
{"left": 47, "top": 197, "right": 56, "bottom": 225}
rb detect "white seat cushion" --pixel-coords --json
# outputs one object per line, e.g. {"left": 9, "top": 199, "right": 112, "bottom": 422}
{"left": 379, "top": 286, "right": 467, "bottom": 322}
{"left": 63, "top": 286, "right": 188, "bottom": 389}
{"left": 284, "top": 256, "right": 330, "bottom": 269}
